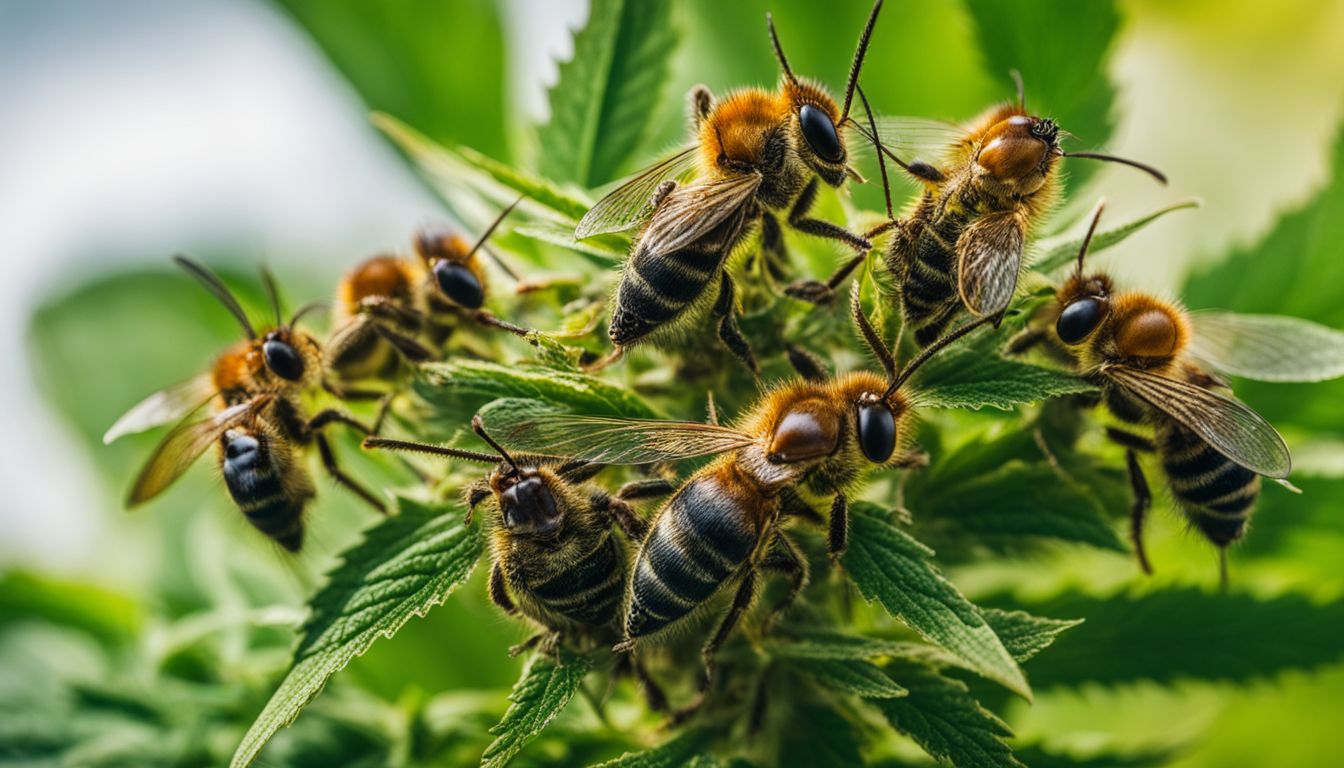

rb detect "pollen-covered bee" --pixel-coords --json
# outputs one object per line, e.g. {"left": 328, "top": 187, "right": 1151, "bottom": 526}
{"left": 867, "top": 77, "right": 1167, "bottom": 346}
{"left": 1010, "top": 202, "right": 1344, "bottom": 582}
{"left": 327, "top": 198, "right": 531, "bottom": 384}
{"left": 104, "top": 256, "right": 384, "bottom": 550}
{"left": 574, "top": 1, "right": 886, "bottom": 372}
{"left": 485, "top": 281, "right": 995, "bottom": 716}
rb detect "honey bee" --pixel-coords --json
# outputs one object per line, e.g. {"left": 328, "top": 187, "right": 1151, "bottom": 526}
{"left": 1008, "top": 202, "right": 1344, "bottom": 582}
{"left": 574, "top": 1, "right": 886, "bottom": 372}
{"left": 364, "top": 417, "right": 673, "bottom": 705}
{"left": 485, "top": 280, "right": 996, "bottom": 716}
{"left": 105, "top": 256, "right": 384, "bottom": 550}
{"left": 326, "top": 197, "right": 531, "bottom": 384}
{"left": 865, "top": 76, "right": 1167, "bottom": 346}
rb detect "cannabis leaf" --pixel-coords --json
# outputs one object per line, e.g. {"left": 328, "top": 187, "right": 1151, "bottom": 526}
{"left": 538, "top": 0, "right": 678, "bottom": 188}
{"left": 1030, "top": 198, "right": 1202, "bottom": 274}
{"left": 875, "top": 660, "right": 1024, "bottom": 768}
{"left": 231, "top": 498, "right": 482, "bottom": 768}
{"left": 982, "top": 608, "right": 1083, "bottom": 663}
{"left": 416, "top": 360, "right": 661, "bottom": 419}
{"left": 912, "top": 335, "right": 1094, "bottom": 411}
{"left": 841, "top": 503, "right": 1031, "bottom": 699}
{"left": 480, "top": 650, "right": 593, "bottom": 768}
{"left": 592, "top": 728, "right": 715, "bottom": 768}
{"left": 776, "top": 701, "right": 865, "bottom": 768}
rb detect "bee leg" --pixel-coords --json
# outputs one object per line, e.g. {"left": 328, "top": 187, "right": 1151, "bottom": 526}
{"left": 689, "top": 85, "right": 714, "bottom": 128}
{"left": 712, "top": 272, "right": 759, "bottom": 374}
{"left": 630, "top": 653, "right": 670, "bottom": 712}
{"left": 827, "top": 492, "right": 848, "bottom": 562}
{"left": 370, "top": 322, "right": 437, "bottom": 363}
{"left": 786, "top": 343, "right": 830, "bottom": 382}
{"left": 894, "top": 449, "right": 930, "bottom": 469}
{"left": 473, "top": 310, "right": 533, "bottom": 338}
{"left": 671, "top": 568, "right": 759, "bottom": 726}
{"left": 758, "top": 213, "right": 793, "bottom": 287}
{"left": 615, "top": 479, "right": 676, "bottom": 501}
{"left": 1124, "top": 448, "right": 1155, "bottom": 575}
{"left": 315, "top": 433, "right": 386, "bottom": 514}
{"left": 489, "top": 562, "right": 517, "bottom": 615}
{"left": 605, "top": 497, "right": 650, "bottom": 542}
{"left": 539, "top": 631, "right": 564, "bottom": 663}
{"left": 369, "top": 393, "right": 395, "bottom": 436}
{"left": 308, "top": 409, "right": 374, "bottom": 436}
{"left": 783, "top": 180, "right": 873, "bottom": 304}
{"left": 322, "top": 380, "right": 386, "bottom": 401}
{"left": 582, "top": 346, "right": 625, "bottom": 373}
{"left": 779, "top": 487, "right": 823, "bottom": 525}
{"left": 760, "top": 534, "right": 808, "bottom": 633}
{"left": 465, "top": 483, "right": 491, "bottom": 525}
{"left": 508, "top": 632, "right": 543, "bottom": 658}
{"left": 1005, "top": 325, "right": 1046, "bottom": 356}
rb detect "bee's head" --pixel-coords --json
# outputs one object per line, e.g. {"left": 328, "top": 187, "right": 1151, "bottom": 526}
{"left": 1054, "top": 200, "right": 1113, "bottom": 347}
{"left": 415, "top": 225, "right": 486, "bottom": 310}
{"left": 975, "top": 114, "right": 1060, "bottom": 193}
{"left": 492, "top": 466, "right": 563, "bottom": 536}
{"left": 260, "top": 329, "right": 306, "bottom": 381}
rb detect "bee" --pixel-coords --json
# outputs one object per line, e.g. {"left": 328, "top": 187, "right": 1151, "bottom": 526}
{"left": 866, "top": 75, "right": 1167, "bottom": 347}
{"left": 364, "top": 417, "right": 674, "bottom": 705}
{"left": 1008, "top": 202, "right": 1344, "bottom": 583}
{"left": 485, "top": 280, "right": 996, "bottom": 717}
{"left": 326, "top": 197, "right": 531, "bottom": 384}
{"left": 104, "top": 256, "right": 384, "bottom": 550}
{"left": 574, "top": 1, "right": 886, "bottom": 372}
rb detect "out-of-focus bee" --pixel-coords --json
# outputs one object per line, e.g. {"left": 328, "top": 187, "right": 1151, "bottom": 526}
{"left": 486, "top": 281, "right": 996, "bottom": 717}
{"left": 1010, "top": 202, "right": 1344, "bottom": 583}
{"left": 865, "top": 76, "right": 1167, "bottom": 346}
{"left": 364, "top": 417, "right": 674, "bottom": 705}
{"left": 104, "top": 256, "right": 384, "bottom": 551}
{"left": 327, "top": 198, "right": 531, "bottom": 384}
{"left": 574, "top": 1, "right": 886, "bottom": 373}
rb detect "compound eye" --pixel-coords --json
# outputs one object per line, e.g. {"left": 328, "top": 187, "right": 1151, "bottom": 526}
{"left": 857, "top": 402, "right": 896, "bottom": 463}
{"left": 1056, "top": 297, "right": 1106, "bottom": 345}
{"left": 500, "top": 476, "right": 561, "bottom": 534}
{"left": 799, "top": 104, "right": 842, "bottom": 163}
{"left": 262, "top": 338, "right": 305, "bottom": 381}
{"left": 433, "top": 260, "right": 485, "bottom": 309}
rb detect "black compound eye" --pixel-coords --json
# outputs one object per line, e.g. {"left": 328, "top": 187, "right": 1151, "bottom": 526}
{"left": 262, "top": 339, "right": 305, "bottom": 381}
{"left": 800, "top": 104, "right": 842, "bottom": 164}
{"left": 857, "top": 402, "right": 896, "bottom": 463}
{"left": 433, "top": 261, "right": 485, "bottom": 309}
{"left": 1056, "top": 297, "right": 1106, "bottom": 345}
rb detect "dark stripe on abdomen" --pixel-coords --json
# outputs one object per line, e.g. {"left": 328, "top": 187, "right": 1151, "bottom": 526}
{"left": 531, "top": 537, "right": 625, "bottom": 626}
{"left": 1160, "top": 424, "right": 1260, "bottom": 546}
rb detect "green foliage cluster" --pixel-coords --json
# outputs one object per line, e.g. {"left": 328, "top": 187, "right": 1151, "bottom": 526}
{"left": 10, "top": 1, "right": 1344, "bottom": 767}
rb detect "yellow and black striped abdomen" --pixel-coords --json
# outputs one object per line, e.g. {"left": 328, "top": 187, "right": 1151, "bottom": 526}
{"left": 625, "top": 475, "right": 760, "bottom": 640}
{"left": 1158, "top": 421, "right": 1261, "bottom": 547}
{"left": 898, "top": 212, "right": 967, "bottom": 347}
{"left": 220, "top": 431, "right": 311, "bottom": 552}
{"left": 520, "top": 534, "right": 627, "bottom": 628}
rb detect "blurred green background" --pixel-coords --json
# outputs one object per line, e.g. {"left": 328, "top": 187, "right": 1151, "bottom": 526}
{"left": 4, "top": 0, "right": 1344, "bottom": 765}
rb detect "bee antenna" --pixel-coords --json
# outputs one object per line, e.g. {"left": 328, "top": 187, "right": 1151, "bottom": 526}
{"left": 850, "top": 279, "right": 897, "bottom": 381}
{"left": 362, "top": 436, "right": 501, "bottom": 464}
{"left": 886, "top": 313, "right": 998, "bottom": 398}
{"left": 856, "top": 83, "right": 893, "bottom": 220}
{"left": 1062, "top": 151, "right": 1168, "bottom": 185}
{"left": 841, "top": 0, "right": 883, "bottom": 121}
{"left": 260, "top": 263, "right": 284, "bottom": 327}
{"left": 288, "top": 298, "right": 330, "bottom": 329}
{"left": 173, "top": 254, "right": 256, "bottom": 340}
{"left": 467, "top": 194, "right": 526, "bottom": 260}
{"left": 766, "top": 13, "right": 798, "bottom": 86}
{"left": 472, "top": 414, "right": 518, "bottom": 471}
{"left": 1075, "top": 199, "right": 1107, "bottom": 276}
{"left": 1009, "top": 69, "right": 1026, "bottom": 110}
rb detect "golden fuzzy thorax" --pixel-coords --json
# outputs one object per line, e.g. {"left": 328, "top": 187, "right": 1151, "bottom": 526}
{"left": 336, "top": 255, "right": 419, "bottom": 320}
{"left": 1056, "top": 274, "right": 1191, "bottom": 376}
{"left": 698, "top": 87, "right": 790, "bottom": 177}
{"left": 210, "top": 330, "right": 323, "bottom": 401}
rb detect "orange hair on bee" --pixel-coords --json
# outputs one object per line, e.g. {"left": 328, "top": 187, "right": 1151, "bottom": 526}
{"left": 1110, "top": 293, "right": 1190, "bottom": 362}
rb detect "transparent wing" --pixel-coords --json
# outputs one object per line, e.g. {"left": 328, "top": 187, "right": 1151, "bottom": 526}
{"left": 127, "top": 399, "right": 261, "bottom": 506}
{"left": 641, "top": 173, "right": 762, "bottom": 255}
{"left": 103, "top": 374, "right": 216, "bottom": 444}
{"left": 489, "top": 413, "right": 757, "bottom": 465}
{"left": 957, "top": 211, "right": 1026, "bottom": 317}
{"left": 1105, "top": 365, "right": 1291, "bottom": 478}
{"left": 853, "top": 116, "right": 965, "bottom": 166}
{"left": 574, "top": 147, "right": 702, "bottom": 239}
{"left": 1189, "top": 311, "right": 1344, "bottom": 383}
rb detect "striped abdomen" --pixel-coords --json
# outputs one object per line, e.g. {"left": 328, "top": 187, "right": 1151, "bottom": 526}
{"left": 895, "top": 210, "right": 967, "bottom": 347}
{"left": 625, "top": 474, "right": 761, "bottom": 639}
{"left": 220, "top": 431, "right": 311, "bottom": 551}
{"left": 519, "top": 534, "right": 627, "bottom": 627}
{"left": 609, "top": 208, "right": 750, "bottom": 346}
{"left": 1157, "top": 421, "right": 1261, "bottom": 546}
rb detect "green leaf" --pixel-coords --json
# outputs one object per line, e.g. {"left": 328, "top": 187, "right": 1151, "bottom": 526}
{"left": 592, "top": 728, "right": 715, "bottom": 767}
{"left": 274, "top": 0, "right": 509, "bottom": 159}
{"left": 913, "top": 334, "right": 1094, "bottom": 411}
{"left": 513, "top": 220, "right": 625, "bottom": 268}
{"left": 373, "top": 112, "right": 592, "bottom": 222}
{"left": 981, "top": 608, "right": 1083, "bottom": 663}
{"left": 776, "top": 701, "right": 864, "bottom": 768}
{"left": 996, "top": 587, "right": 1344, "bottom": 690}
{"left": 840, "top": 503, "right": 1030, "bottom": 699}
{"left": 0, "top": 571, "right": 140, "bottom": 646}
{"left": 417, "top": 360, "right": 661, "bottom": 419}
{"left": 231, "top": 497, "right": 483, "bottom": 768}
{"left": 480, "top": 650, "right": 593, "bottom": 768}
{"left": 1029, "top": 198, "right": 1202, "bottom": 274}
{"left": 537, "top": 0, "right": 678, "bottom": 188}
{"left": 769, "top": 629, "right": 913, "bottom": 661}
{"left": 873, "top": 660, "right": 1023, "bottom": 768}
{"left": 787, "top": 657, "right": 908, "bottom": 698}
{"left": 1013, "top": 745, "right": 1178, "bottom": 768}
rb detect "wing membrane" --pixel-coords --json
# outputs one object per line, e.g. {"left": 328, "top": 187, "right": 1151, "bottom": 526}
{"left": 1189, "top": 311, "right": 1344, "bottom": 383}
{"left": 854, "top": 116, "right": 965, "bottom": 166}
{"left": 643, "top": 173, "right": 762, "bottom": 255}
{"left": 957, "top": 212, "right": 1026, "bottom": 317}
{"left": 489, "top": 414, "right": 757, "bottom": 465}
{"left": 127, "top": 399, "right": 261, "bottom": 506}
{"left": 575, "top": 147, "right": 701, "bottom": 239}
{"left": 1105, "top": 365, "right": 1291, "bottom": 478}
{"left": 104, "top": 374, "right": 216, "bottom": 444}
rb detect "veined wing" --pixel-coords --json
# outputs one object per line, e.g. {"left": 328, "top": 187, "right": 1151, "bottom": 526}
{"left": 575, "top": 146, "right": 701, "bottom": 239}
{"left": 851, "top": 115, "right": 965, "bottom": 167}
{"left": 642, "top": 172, "right": 762, "bottom": 255}
{"left": 127, "top": 398, "right": 263, "bottom": 506}
{"left": 1189, "top": 311, "right": 1344, "bottom": 383}
{"left": 957, "top": 211, "right": 1026, "bottom": 317}
{"left": 490, "top": 414, "right": 757, "bottom": 465}
{"left": 104, "top": 374, "right": 216, "bottom": 444}
{"left": 1104, "top": 364, "right": 1291, "bottom": 478}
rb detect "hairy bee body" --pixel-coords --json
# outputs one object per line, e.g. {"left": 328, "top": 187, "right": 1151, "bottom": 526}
{"left": 221, "top": 420, "right": 315, "bottom": 552}
{"left": 1156, "top": 415, "right": 1261, "bottom": 546}
{"left": 329, "top": 254, "right": 424, "bottom": 380}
